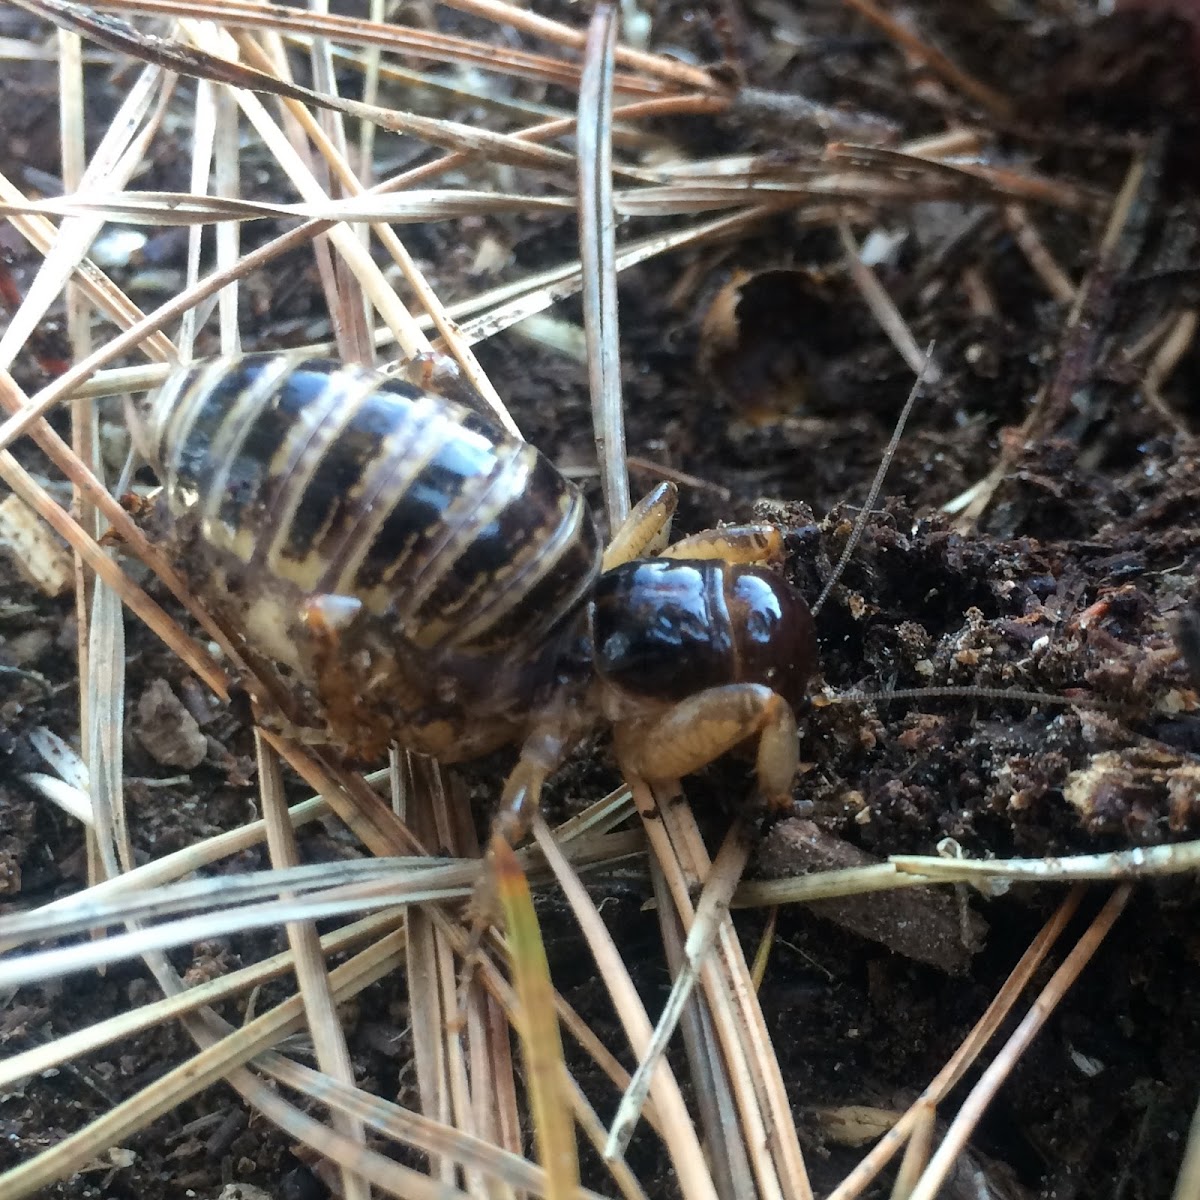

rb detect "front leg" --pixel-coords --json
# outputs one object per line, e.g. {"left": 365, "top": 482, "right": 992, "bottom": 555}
{"left": 603, "top": 482, "right": 679, "bottom": 570}
{"left": 614, "top": 683, "right": 799, "bottom": 809}
{"left": 659, "top": 524, "right": 783, "bottom": 565}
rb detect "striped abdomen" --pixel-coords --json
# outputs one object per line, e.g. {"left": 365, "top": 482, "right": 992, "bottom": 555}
{"left": 134, "top": 354, "right": 601, "bottom": 757}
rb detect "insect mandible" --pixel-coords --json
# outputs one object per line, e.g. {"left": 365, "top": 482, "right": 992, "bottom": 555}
{"left": 128, "top": 352, "right": 818, "bottom": 843}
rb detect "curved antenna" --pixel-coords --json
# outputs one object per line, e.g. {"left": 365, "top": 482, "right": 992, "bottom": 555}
{"left": 818, "top": 684, "right": 1123, "bottom": 714}
{"left": 811, "top": 350, "right": 934, "bottom": 618}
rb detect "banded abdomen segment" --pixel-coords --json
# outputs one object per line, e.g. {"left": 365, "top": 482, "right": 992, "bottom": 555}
{"left": 136, "top": 354, "right": 600, "bottom": 661}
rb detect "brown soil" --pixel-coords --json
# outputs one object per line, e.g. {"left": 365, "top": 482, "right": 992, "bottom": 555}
{"left": 2, "top": 2, "right": 1199, "bottom": 1198}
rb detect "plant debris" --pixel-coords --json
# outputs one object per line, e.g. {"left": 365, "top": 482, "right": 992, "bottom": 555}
{"left": 0, "top": 1, "right": 1198, "bottom": 1198}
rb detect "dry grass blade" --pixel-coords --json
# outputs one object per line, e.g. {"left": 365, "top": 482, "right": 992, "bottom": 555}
{"left": 532, "top": 814, "right": 721, "bottom": 1200}
{"left": 1139, "top": 308, "right": 1197, "bottom": 437}
{"left": 230, "top": 25, "right": 514, "bottom": 425}
{"left": 253, "top": 1055, "right": 612, "bottom": 1200}
{"left": 578, "top": 1, "right": 629, "bottom": 527}
{"left": 837, "top": 0, "right": 1012, "bottom": 118}
{"left": 826, "top": 143, "right": 1101, "bottom": 211}
{"left": 97, "top": 0, "right": 673, "bottom": 94}
{"left": 0, "top": 823, "right": 631, "bottom": 959}
{"left": 257, "top": 734, "right": 370, "bottom": 1200}
{"left": 0, "top": 59, "right": 169, "bottom": 371}
{"left": 437, "top": 0, "right": 715, "bottom": 89}
{"left": 0, "top": 166, "right": 174, "bottom": 363}
{"left": 0, "top": 791, "right": 340, "bottom": 956}
{"left": 84, "top": 581, "right": 128, "bottom": 875}
{"left": 651, "top": 863, "right": 756, "bottom": 1198}
{"left": 213, "top": 1071, "right": 474, "bottom": 1200}
{"left": 624, "top": 776, "right": 807, "bottom": 1200}
{"left": 14, "top": 0, "right": 592, "bottom": 169}
{"left": 0, "top": 911, "right": 403, "bottom": 1090}
{"left": 1173, "top": 1092, "right": 1200, "bottom": 1200}
{"left": 493, "top": 834, "right": 580, "bottom": 1199}
{"left": 606, "top": 816, "right": 754, "bottom": 1159}
{"left": 906, "top": 887, "right": 1132, "bottom": 1200}
{"left": 1003, "top": 204, "right": 1077, "bottom": 302}
{"left": 458, "top": 205, "right": 775, "bottom": 349}
{"left": 653, "top": 786, "right": 813, "bottom": 1200}
{"left": 401, "top": 761, "right": 475, "bottom": 1190}
{"left": 0, "top": 872, "right": 470, "bottom": 989}
{"left": 825, "top": 888, "right": 1086, "bottom": 1199}
{"left": 889, "top": 1103, "right": 934, "bottom": 1200}
{"left": 837, "top": 223, "right": 940, "bottom": 381}
{"left": 0, "top": 926, "right": 411, "bottom": 1200}
{"left": 0, "top": 188, "right": 575, "bottom": 225}
{"left": 0, "top": 857, "right": 453, "bottom": 950}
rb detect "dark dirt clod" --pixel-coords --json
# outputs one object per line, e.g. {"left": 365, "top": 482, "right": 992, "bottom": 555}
{"left": 134, "top": 678, "right": 209, "bottom": 770}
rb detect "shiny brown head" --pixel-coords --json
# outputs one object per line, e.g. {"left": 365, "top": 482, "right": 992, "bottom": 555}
{"left": 589, "top": 558, "right": 818, "bottom": 710}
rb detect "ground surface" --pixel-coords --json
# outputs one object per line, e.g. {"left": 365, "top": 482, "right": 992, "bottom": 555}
{"left": 1, "top": 1, "right": 1199, "bottom": 1198}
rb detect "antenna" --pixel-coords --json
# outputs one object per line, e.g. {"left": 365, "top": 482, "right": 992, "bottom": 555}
{"left": 818, "top": 685, "right": 1123, "bottom": 714}
{"left": 811, "top": 350, "right": 934, "bottom": 618}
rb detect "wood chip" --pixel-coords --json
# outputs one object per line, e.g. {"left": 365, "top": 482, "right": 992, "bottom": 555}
{"left": 0, "top": 493, "right": 73, "bottom": 597}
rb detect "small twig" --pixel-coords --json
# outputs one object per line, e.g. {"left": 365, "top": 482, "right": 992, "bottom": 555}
{"left": 906, "top": 887, "right": 1131, "bottom": 1200}
{"left": 578, "top": 2, "right": 629, "bottom": 527}
{"left": 952, "top": 138, "right": 1164, "bottom": 525}
{"left": 732, "top": 85, "right": 899, "bottom": 142}
{"left": 1140, "top": 309, "right": 1197, "bottom": 438}
{"left": 837, "top": 0, "right": 1013, "bottom": 119}
{"left": 626, "top": 456, "right": 732, "bottom": 501}
{"left": 812, "top": 349, "right": 932, "bottom": 618}
{"left": 837, "top": 220, "right": 942, "bottom": 383}
{"left": 605, "top": 815, "right": 755, "bottom": 1159}
{"left": 1004, "top": 204, "right": 1076, "bottom": 303}
{"left": 1173, "top": 1087, "right": 1200, "bottom": 1200}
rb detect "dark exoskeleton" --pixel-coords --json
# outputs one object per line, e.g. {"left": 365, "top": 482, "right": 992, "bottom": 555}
{"left": 129, "top": 353, "right": 819, "bottom": 839}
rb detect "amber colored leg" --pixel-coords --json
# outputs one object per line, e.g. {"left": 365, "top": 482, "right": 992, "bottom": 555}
{"left": 299, "top": 592, "right": 415, "bottom": 759}
{"left": 492, "top": 758, "right": 548, "bottom": 847}
{"left": 659, "top": 524, "right": 783, "bottom": 565}
{"left": 615, "top": 683, "right": 799, "bottom": 808}
{"left": 489, "top": 721, "right": 574, "bottom": 846}
{"left": 603, "top": 482, "right": 679, "bottom": 571}
{"left": 457, "top": 727, "right": 563, "bottom": 965}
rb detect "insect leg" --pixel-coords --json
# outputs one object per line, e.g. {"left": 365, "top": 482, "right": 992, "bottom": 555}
{"left": 491, "top": 721, "right": 574, "bottom": 846}
{"left": 658, "top": 524, "right": 783, "bottom": 565}
{"left": 300, "top": 593, "right": 405, "bottom": 759}
{"left": 615, "top": 683, "right": 798, "bottom": 808}
{"left": 602, "top": 482, "right": 679, "bottom": 570}
{"left": 458, "top": 724, "right": 567, "bottom": 966}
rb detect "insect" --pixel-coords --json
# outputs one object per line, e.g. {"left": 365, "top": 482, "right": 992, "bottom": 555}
{"left": 129, "top": 353, "right": 818, "bottom": 842}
